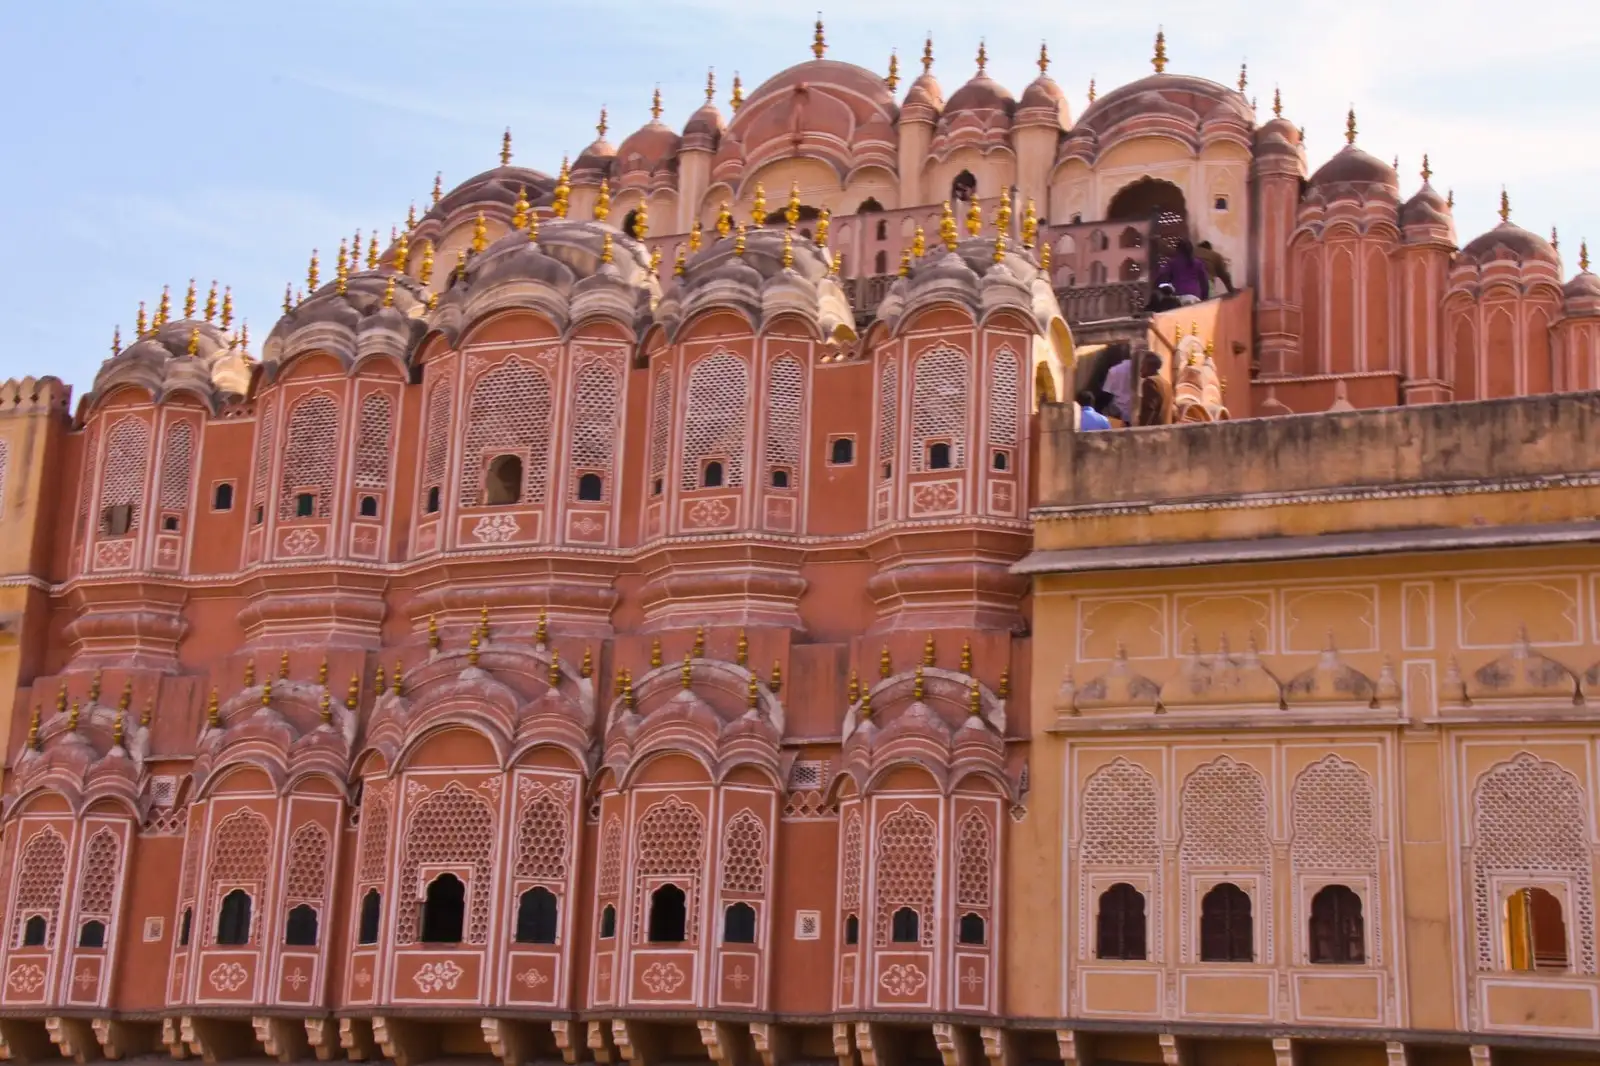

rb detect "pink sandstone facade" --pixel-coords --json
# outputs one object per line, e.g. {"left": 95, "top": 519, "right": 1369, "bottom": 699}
{"left": 1, "top": 24, "right": 1600, "bottom": 1066}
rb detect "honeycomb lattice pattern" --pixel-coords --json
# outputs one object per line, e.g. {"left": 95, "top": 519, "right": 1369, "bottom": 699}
{"left": 911, "top": 344, "right": 968, "bottom": 472}
{"left": 632, "top": 797, "right": 705, "bottom": 943}
{"left": 598, "top": 816, "right": 623, "bottom": 897}
{"left": 988, "top": 348, "right": 1019, "bottom": 446}
{"left": 159, "top": 420, "right": 193, "bottom": 512}
{"left": 460, "top": 358, "right": 552, "bottom": 507}
{"left": 1472, "top": 753, "right": 1596, "bottom": 973}
{"left": 569, "top": 358, "right": 620, "bottom": 503}
{"left": 76, "top": 828, "right": 122, "bottom": 918}
{"left": 1180, "top": 756, "right": 1270, "bottom": 866}
{"left": 358, "top": 797, "right": 389, "bottom": 884}
{"left": 355, "top": 392, "right": 393, "bottom": 489}
{"left": 180, "top": 817, "right": 204, "bottom": 902}
{"left": 102, "top": 416, "right": 151, "bottom": 532}
{"left": 877, "top": 362, "right": 897, "bottom": 477}
{"left": 841, "top": 810, "right": 863, "bottom": 913}
{"left": 874, "top": 803, "right": 937, "bottom": 947}
{"left": 278, "top": 392, "right": 339, "bottom": 520}
{"left": 647, "top": 369, "right": 672, "bottom": 485}
{"left": 284, "top": 823, "right": 330, "bottom": 903}
{"left": 514, "top": 789, "right": 571, "bottom": 881}
{"left": 10, "top": 827, "right": 67, "bottom": 947}
{"left": 75, "top": 424, "right": 98, "bottom": 543}
{"left": 1082, "top": 758, "right": 1161, "bottom": 865}
{"left": 205, "top": 807, "right": 272, "bottom": 945}
{"left": 720, "top": 809, "right": 767, "bottom": 896}
{"left": 1292, "top": 756, "right": 1377, "bottom": 870}
{"left": 764, "top": 357, "right": 804, "bottom": 476}
{"left": 421, "top": 380, "right": 452, "bottom": 498}
{"left": 396, "top": 783, "right": 496, "bottom": 945}
{"left": 250, "top": 400, "right": 274, "bottom": 511}
{"left": 681, "top": 351, "right": 749, "bottom": 490}
{"left": 956, "top": 810, "right": 992, "bottom": 908}
{"left": 0, "top": 437, "right": 9, "bottom": 521}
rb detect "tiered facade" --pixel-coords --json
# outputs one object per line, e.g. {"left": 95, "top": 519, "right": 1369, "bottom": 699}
{"left": 1, "top": 24, "right": 1600, "bottom": 1066}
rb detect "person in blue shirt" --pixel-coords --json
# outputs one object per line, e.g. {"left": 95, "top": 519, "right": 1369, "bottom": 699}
{"left": 1077, "top": 391, "right": 1112, "bottom": 430}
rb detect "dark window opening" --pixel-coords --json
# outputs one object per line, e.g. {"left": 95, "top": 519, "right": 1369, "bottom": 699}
{"left": 1200, "top": 883, "right": 1253, "bottom": 963}
{"left": 294, "top": 492, "right": 314, "bottom": 518}
{"left": 1509, "top": 886, "right": 1570, "bottom": 972}
{"left": 1214, "top": 195, "right": 1229, "bottom": 211}
{"left": 359, "top": 494, "right": 378, "bottom": 517}
{"left": 1096, "top": 883, "right": 1148, "bottom": 960}
{"left": 357, "top": 890, "right": 381, "bottom": 945}
{"left": 890, "top": 906, "right": 919, "bottom": 944}
{"left": 21, "top": 915, "right": 46, "bottom": 948}
{"left": 881, "top": 462, "right": 892, "bottom": 480}
{"left": 284, "top": 904, "right": 319, "bottom": 947}
{"left": 162, "top": 514, "right": 179, "bottom": 532}
{"left": 426, "top": 486, "right": 441, "bottom": 514}
{"left": 874, "top": 250, "right": 888, "bottom": 274}
{"left": 1309, "top": 884, "right": 1364, "bottom": 965}
{"left": 622, "top": 208, "right": 641, "bottom": 238}
{"left": 420, "top": 873, "right": 466, "bottom": 944}
{"left": 723, "top": 902, "right": 757, "bottom": 944}
{"left": 213, "top": 483, "right": 234, "bottom": 510}
{"left": 702, "top": 461, "right": 724, "bottom": 489}
{"left": 577, "top": 473, "right": 603, "bottom": 501}
{"left": 829, "top": 438, "right": 854, "bottom": 465}
{"left": 951, "top": 170, "right": 977, "bottom": 202}
{"left": 857, "top": 198, "right": 884, "bottom": 214}
{"left": 486, "top": 454, "right": 523, "bottom": 505}
{"left": 515, "top": 887, "right": 559, "bottom": 944}
{"left": 844, "top": 913, "right": 859, "bottom": 945}
{"left": 928, "top": 442, "right": 952, "bottom": 469}
{"left": 875, "top": 220, "right": 888, "bottom": 241}
{"left": 651, "top": 477, "right": 664, "bottom": 497}
{"left": 992, "top": 450, "right": 1008, "bottom": 471}
{"left": 103, "top": 504, "right": 133, "bottom": 536}
{"left": 958, "top": 912, "right": 987, "bottom": 946}
{"left": 78, "top": 919, "right": 106, "bottom": 949}
{"left": 771, "top": 469, "right": 790, "bottom": 489}
{"left": 253, "top": 504, "right": 264, "bottom": 525}
{"left": 179, "top": 907, "right": 192, "bottom": 947}
{"left": 599, "top": 903, "right": 617, "bottom": 939}
{"left": 216, "top": 889, "right": 253, "bottom": 946}
{"left": 648, "top": 884, "right": 687, "bottom": 943}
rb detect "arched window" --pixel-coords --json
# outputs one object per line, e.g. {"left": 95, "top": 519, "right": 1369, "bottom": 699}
{"left": 1199, "top": 883, "right": 1253, "bottom": 962}
{"left": 1309, "top": 885, "right": 1364, "bottom": 964}
{"left": 648, "top": 884, "right": 687, "bottom": 943}
{"left": 890, "top": 907, "right": 919, "bottom": 943}
{"left": 485, "top": 455, "right": 523, "bottom": 505}
{"left": 857, "top": 198, "right": 884, "bottom": 214}
{"left": 622, "top": 209, "right": 640, "bottom": 239}
{"left": 951, "top": 170, "right": 977, "bottom": 202}
{"left": 1096, "top": 883, "right": 1147, "bottom": 960}
{"left": 420, "top": 873, "right": 466, "bottom": 944}
{"left": 771, "top": 469, "right": 790, "bottom": 489}
{"left": 599, "top": 904, "right": 617, "bottom": 940}
{"left": 829, "top": 438, "right": 854, "bottom": 465}
{"left": 213, "top": 483, "right": 234, "bottom": 511}
{"left": 216, "top": 889, "right": 253, "bottom": 946}
{"left": 514, "top": 887, "right": 559, "bottom": 944}
{"left": 357, "top": 890, "right": 381, "bottom": 945}
{"left": 1119, "top": 226, "right": 1145, "bottom": 249}
{"left": 179, "top": 907, "right": 192, "bottom": 947}
{"left": 928, "top": 442, "right": 952, "bottom": 469}
{"left": 78, "top": 919, "right": 106, "bottom": 949}
{"left": 723, "top": 902, "right": 757, "bottom": 944}
{"left": 426, "top": 486, "right": 441, "bottom": 514}
{"left": 702, "top": 460, "right": 724, "bottom": 488}
{"left": 284, "top": 904, "right": 319, "bottom": 947}
{"left": 358, "top": 494, "right": 379, "bottom": 517}
{"left": 875, "top": 220, "right": 888, "bottom": 241}
{"left": 958, "top": 912, "right": 986, "bottom": 946}
{"left": 1120, "top": 258, "right": 1143, "bottom": 282}
{"left": 21, "top": 916, "right": 46, "bottom": 948}
{"left": 874, "top": 250, "right": 888, "bottom": 274}
{"left": 844, "top": 914, "right": 859, "bottom": 945}
{"left": 1507, "top": 887, "right": 1569, "bottom": 972}
{"left": 577, "top": 473, "right": 603, "bottom": 501}
{"left": 295, "top": 492, "right": 315, "bottom": 517}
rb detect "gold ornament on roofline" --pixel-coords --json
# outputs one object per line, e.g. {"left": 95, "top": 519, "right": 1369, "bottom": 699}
{"left": 886, "top": 51, "right": 899, "bottom": 92}
{"left": 500, "top": 127, "right": 512, "bottom": 166}
{"left": 594, "top": 179, "right": 611, "bottom": 222}
{"left": 1152, "top": 28, "right": 1168, "bottom": 74}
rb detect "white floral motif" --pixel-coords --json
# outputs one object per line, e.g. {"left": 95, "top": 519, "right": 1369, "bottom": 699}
{"left": 74, "top": 968, "right": 96, "bottom": 991}
{"left": 208, "top": 961, "right": 250, "bottom": 992}
{"left": 353, "top": 969, "right": 372, "bottom": 989}
{"left": 284, "top": 967, "right": 308, "bottom": 990}
{"left": 516, "top": 967, "right": 549, "bottom": 989}
{"left": 639, "top": 960, "right": 686, "bottom": 994}
{"left": 412, "top": 959, "right": 465, "bottom": 993}
{"left": 94, "top": 539, "right": 134, "bottom": 569}
{"left": 686, "top": 498, "right": 732, "bottom": 528}
{"left": 6, "top": 964, "right": 45, "bottom": 993}
{"left": 878, "top": 963, "right": 927, "bottom": 997}
{"left": 282, "top": 527, "right": 323, "bottom": 556}
{"left": 570, "top": 514, "right": 602, "bottom": 537}
{"left": 472, "top": 514, "right": 521, "bottom": 543}
{"left": 910, "top": 480, "right": 960, "bottom": 515}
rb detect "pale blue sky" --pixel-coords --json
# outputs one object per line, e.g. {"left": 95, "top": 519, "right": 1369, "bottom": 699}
{"left": 5, "top": 1, "right": 1596, "bottom": 395}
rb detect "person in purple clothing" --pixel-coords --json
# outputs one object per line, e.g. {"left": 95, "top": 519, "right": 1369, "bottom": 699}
{"left": 1153, "top": 238, "right": 1210, "bottom": 304}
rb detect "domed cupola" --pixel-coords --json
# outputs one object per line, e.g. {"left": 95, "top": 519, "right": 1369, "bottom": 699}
{"left": 422, "top": 131, "right": 558, "bottom": 226}
{"left": 1564, "top": 241, "right": 1600, "bottom": 312}
{"left": 1252, "top": 88, "right": 1303, "bottom": 161}
{"left": 261, "top": 249, "right": 429, "bottom": 377}
{"left": 572, "top": 107, "right": 618, "bottom": 183}
{"left": 92, "top": 282, "right": 250, "bottom": 409}
{"left": 614, "top": 88, "right": 682, "bottom": 190}
{"left": 1399, "top": 155, "right": 1455, "bottom": 244}
{"left": 1307, "top": 109, "right": 1400, "bottom": 202}
{"left": 682, "top": 71, "right": 725, "bottom": 151}
{"left": 1016, "top": 42, "right": 1070, "bottom": 130}
{"left": 1459, "top": 189, "right": 1561, "bottom": 268}
{"left": 901, "top": 35, "right": 944, "bottom": 122}
{"left": 933, "top": 42, "right": 1015, "bottom": 152}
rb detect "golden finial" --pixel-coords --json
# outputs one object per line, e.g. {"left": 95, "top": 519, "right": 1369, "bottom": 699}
{"left": 600, "top": 230, "right": 614, "bottom": 264}
{"left": 1272, "top": 86, "right": 1282, "bottom": 118}
{"left": 716, "top": 202, "right": 733, "bottom": 238}
{"left": 527, "top": 211, "right": 539, "bottom": 241}
{"left": 879, "top": 645, "right": 892, "bottom": 678}
{"left": 730, "top": 74, "right": 744, "bottom": 111}
{"left": 812, "top": 14, "right": 825, "bottom": 60}
{"left": 1152, "top": 28, "right": 1168, "bottom": 74}
{"left": 581, "top": 646, "right": 593, "bottom": 679}
{"left": 898, "top": 248, "right": 912, "bottom": 277}
{"left": 1551, "top": 226, "right": 1560, "bottom": 251}
{"left": 367, "top": 234, "right": 380, "bottom": 268}
{"left": 432, "top": 172, "right": 443, "bottom": 205}
{"left": 998, "top": 666, "right": 1012, "bottom": 699}
{"left": 594, "top": 179, "right": 611, "bottom": 222}
{"left": 420, "top": 240, "right": 435, "bottom": 284}
{"left": 597, "top": 107, "right": 609, "bottom": 139}
{"left": 913, "top": 664, "right": 925, "bottom": 701}
{"left": 681, "top": 653, "right": 693, "bottom": 690}
{"left": 337, "top": 238, "right": 349, "bottom": 277}
{"left": 319, "top": 691, "right": 332, "bottom": 724}
{"left": 393, "top": 659, "right": 405, "bottom": 696}
{"left": 830, "top": 251, "right": 842, "bottom": 276}
{"left": 260, "top": 677, "right": 272, "bottom": 707}
{"left": 847, "top": 670, "right": 860, "bottom": 704}
{"left": 693, "top": 626, "right": 706, "bottom": 657}
{"left": 243, "top": 659, "right": 255, "bottom": 687}
{"left": 221, "top": 286, "right": 234, "bottom": 330}
{"left": 535, "top": 608, "right": 548, "bottom": 646}
{"left": 968, "top": 676, "right": 982, "bottom": 715}
{"left": 374, "top": 662, "right": 385, "bottom": 693}
{"left": 382, "top": 274, "right": 396, "bottom": 308}
{"left": 786, "top": 182, "right": 802, "bottom": 228}
{"left": 911, "top": 225, "right": 926, "bottom": 258}
{"left": 976, "top": 40, "right": 987, "bottom": 75}
{"left": 26, "top": 703, "right": 43, "bottom": 749}
{"left": 136, "top": 301, "right": 148, "bottom": 336}
{"left": 1344, "top": 106, "right": 1357, "bottom": 146}
{"left": 55, "top": 684, "right": 67, "bottom": 715}
{"left": 140, "top": 693, "right": 153, "bottom": 726}
{"left": 1038, "top": 41, "right": 1049, "bottom": 75}
{"left": 157, "top": 285, "right": 171, "bottom": 327}
{"left": 307, "top": 250, "right": 320, "bottom": 293}
{"left": 454, "top": 249, "right": 467, "bottom": 278}
{"left": 186, "top": 328, "right": 199, "bottom": 357}
{"left": 650, "top": 86, "right": 663, "bottom": 122}
{"left": 425, "top": 614, "right": 439, "bottom": 651}
{"left": 1237, "top": 61, "right": 1247, "bottom": 92}
{"left": 747, "top": 674, "right": 760, "bottom": 709}
{"left": 622, "top": 668, "right": 635, "bottom": 709}
{"left": 996, "top": 188, "right": 1012, "bottom": 232}
{"left": 705, "top": 68, "right": 716, "bottom": 104}
{"left": 887, "top": 51, "right": 899, "bottom": 92}
{"left": 117, "top": 678, "right": 132, "bottom": 713}
{"left": 922, "top": 633, "right": 936, "bottom": 667}
{"left": 860, "top": 688, "right": 873, "bottom": 720}
{"left": 783, "top": 229, "right": 796, "bottom": 270}
{"left": 548, "top": 649, "right": 561, "bottom": 688}
{"left": 1022, "top": 199, "right": 1038, "bottom": 249}
{"left": 295, "top": 288, "right": 304, "bottom": 306}
{"left": 512, "top": 186, "right": 529, "bottom": 230}
{"left": 1447, "top": 188, "right": 1455, "bottom": 209}
{"left": 394, "top": 231, "right": 410, "bottom": 273}
{"left": 960, "top": 639, "right": 972, "bottom": 673}
{"left": 734, "top": 222, "right": 747, "bottom": 257}
{"left": 1421, "top": 154, "right": 1432, "bottom": 184}
{"left": 407, "top": 202, "right": 417, "bottom": 229}
{"left": 965, "top": 194, "right": 982, "bottom": 237}
{"left": 649, "top": 247, "right": 662, "bottom": 274}
{"left": 183, "top": 279, "right": 197, "bottom": 319}
{"left": 471, "top": 212, "right": 489, "bottom": 253}
{"left": 689, "top": 219, "right": 703, "bottom": 252}
{"left": 770, "top": 659, "right": 782, "bottom": 693}
{"left": 992, "top": 232, "right": 1006, "bottom": 263}
{"left": 1499, "top": 187, "right": 1511, "bottom": 224}
{"left": 736, "top": 629, "right": 749, "bottom": 666}
{"left": 752, "top": 183, "right": 767, "bottom": 225}
{"left": 274, "top": 649, "right": 288, "bottom": 680}
{"left": 426, "top": 292, "right": 439, "bottom": 311}
{"left": 1087, "top": 77, "right": 1097, "bottom": 104}
{"left": 500, "top": 127, "right": 512, "bottom": 166}
{"left": 553, "top": 157, "right": 571, "bottom": 219}
{"left": 674, "top": 246, "right": 687, "bottom": 277}
{"left": 940, "top": 200, "right": 958, "bottom": 250}
{"left": 89, "top": 670, "right": 102, "bottom": 703}
{"left": 922, "top": 34, "right": 934, "bottom": 74}
{"left": 1581, "top": 240, "right": 1591, "bottom": 273}
{"left": 317, "top": 655, "right": 329, "bottom": 686}
{"left": 111, "top": 325, "right": 121, "bottom": 356}
{"left": 651, "top": 638, "right": 663, "bottom": 667}
{"left": 468, "top": 626, "right": 481, "bottom": 666}
{"left": 65, "top": 698, "right": 79, "bottom": 731}
{"left": 204, "top": 280, "right": 218, "bottom": 323}
{"left": 633, "top": 199, "right": 649, "bottom": 239}
{"left": 207, "top": 688, "right": 220, "bottom": 728}
{"left": 815, "top": 206, "right": 830, "bottom": 246}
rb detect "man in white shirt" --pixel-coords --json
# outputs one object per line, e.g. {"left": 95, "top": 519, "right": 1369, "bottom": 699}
{"left": 1102, "top": 355, "right": 1134, "bottom": 423}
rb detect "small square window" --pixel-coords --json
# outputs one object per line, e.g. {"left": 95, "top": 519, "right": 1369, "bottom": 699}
{"left": 1214, "top": 195, "right": 1229, "bottom": 212}
{"left": 702, "top": 461, "right": 724, "bottom": 489}
{"left": 358, "top": 495, "right": 378, "bottom": 518}
{"left": 425, "top": 487, "right": 441, "bottom": 514}
{"left": 253, "top": 504, "right": 265, "bottom": 526}
{"left": 295, "top": 492, "right": 315, "bottom": 518}
{"left": 992, "top": 450, "right": 1009, "bottom": 472}
{"left": 829, "top": 437, "right": 855, "bottom": 465}
{"left": 928, "top": 442, "right": 952, "bottom": 470}
{"left": 212, "top": 482, "right": 235, "bottom": 511}
{"left": 651, "top": 477, "right": 664, "bottom": 497}
{"left": 771, "top": 469, "right": 790, "bottom": 489}
{"left": 162, "top": 515, "right": 180, "bottom": 532}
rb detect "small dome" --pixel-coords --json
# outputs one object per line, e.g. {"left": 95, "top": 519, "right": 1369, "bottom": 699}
{"left": 1400, "top": 182, "right": 1451, "bottom": 228}
{"left": 572, "top": 136, "right": 616, "bottom": 181}
{"left": 615, "top": 118, "right": 681, "bottom": 175}
{"left": 1459, "top": 221, "right": 1559, "bottom": 267}
{"left": 1020, "top": 74, "right": 1065, "bottom": 111}
{"left": 1565, "top": 270, "right": 1600, "bottom": 302}
{"left": 903, "top": 71, "right": 943, "bottom": 114}
{"left": 683, "top": 99, "right": 724, "bottom": 143}
{"left": 1308, "top": 145, "right": 1398, "bottom": 190}
{"left": 428, "top": 165, "right": 556, "bottom": 223}
{"left": 944, "top": 73, "right": 1016, "bottom": 120}
{"left": 1253, "top": 116, "right": 1301, "bottom": 158}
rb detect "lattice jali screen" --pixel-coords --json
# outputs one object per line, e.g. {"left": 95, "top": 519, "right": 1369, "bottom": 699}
{"left": 764, "top": 357, "right": 804, "bottom": 476}
{"left": 284, "top": 823, "right": 331, "bottom": 904}
{"left": 569, "top": 359, "right": 620, "bottom": 503}
{"left": 75, "top": 424, "right": 99, "bottom": 544}
{"left": 1471, "top": 753, "right": 1596, "bottom": 973}
{"left": 1291, "top": 756, "right": 1377, "bottom": 870}
{"left": 631, "top": 797, "right": 706, "bottom": 942}
{"left": 1082, "top": 758, "right": 1160, "bottom": 865}
{"left": 277, "top": 393, "right": 340, "bottom": 519}
{"left": 421, "top": 381, "right": 452, "bottom": 498}
{"left": 911, "top": 345, "right": 969, "bottom": 471}
{"left": 514, "top": 788, "right": 571, "bottom": 882}
{"left": 955, "top": 810, "right": 993, "bottom": 909}
{"left": 10, "top": 827, "right": 68, "bottom": 947}
{"left": 841, "top": 810, "right": 864, "bottom": 913}
{"left": 987, "top": 348, "right": 1019, "bottom": 446}
{"left": 396, "top": 783, "right": 496, "bottom": 945}
{"left": 179, "top": 818, "right": 205, "bottom": 904}
{"left": 250, "top": 400, "right": 274, "bottom": 511}
{"left": 357, "top": 797, "right": 390, "bottom": 885}
{"left": 720, "top": 810, "right": 767, "bottom": 896}
{"left": 680, "top": 351, "right": 750, "bottom": 490}
{"left": 873, "top": 804, "right": 937, "bottom": 947}
{"left": 355, "top": 392, "right": 394, "bottom": 490}
{"left": 102, "top": 417, "right": 151, "bottom": 532}
{"left": 0, "top": 437, "right": 8, "bottom": 520}
{"left": 76, "top": 829, "right": 122, "bottom": 919}
{"left": 598, "top": 816, "right": 624, "bottom": 897}
{"left": 647, "top": 369, "right": 672, "bottom": 487}
{"left": 158, "top": 421, "right": 194, "bottom": 512}
{"left": 205, "top": 808, "right": 272, "bottom": 945}
{"left": 460, "top": 359, "right": 553, "bottom": 507}
{"left": 877, "top": 362, "right": 897, "bottom": 479}
{"left": 1179, "top": 756, "right": 1270, "bottom": 867}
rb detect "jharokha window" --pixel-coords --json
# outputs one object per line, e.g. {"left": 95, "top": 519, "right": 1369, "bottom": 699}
{"left": 1096, "top": 883, "right": 1148, "bottom": 960}
{"left": 1199, "top": 883, "right": 1253, "bottom": 962}
{"left": 1506, "top": 887, "right": 1569, "bottom": 972}
{"left": 1309, "top": 884, "right": 1365, "bottom": 964}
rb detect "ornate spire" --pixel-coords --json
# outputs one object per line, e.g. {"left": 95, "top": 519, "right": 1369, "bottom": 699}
{"left": 898, "top": 247, "right": 911, "bottom": 277}
{"left": 1038, "top": 41, "right": 1050, "bottom": 75}
{"left": 367, "top": 234, "right": 379, "bottom": 269}
{"left": 202, "top": 283, "right": 217, "bottom": 324}
{"left": 1499, "top": 187, "right": 1511, "bottom": 224}
{"left": 512, "top": 186, "right": 529, "bottom": 230}
{"left": 1152, "top": 28, "right": 1168, "bottom": 74}
{"left": 1447, "top": 188, "right": 1454, "bottom": 209}
{"left": 393, "top": 231, "right": 410, "bottom": 273}
{"left": 633, "top": 199, "right": 649, "bottom": 239}
{"left": 681, "top": 653, "right": 694, "bottom": 690}
{"left": 110, "top": 325, "right": 121, "bottom": 356}
{"left": 221, "top": 286, "right": 233, "bottom": 330}
{"left": 382, "top": 274, "right": 396, "bottom": 308}
{"left": 581, "top": 646, "right": 593, "bottom": 679}
{"left": 1581, "top": 239, "right": 1591, "bottom": 273}
{"left": 472, "top": 212, "right": 489, "bottom": 252}
{"left": 650, "top": 85, "right": 662, "bottom": 122}
{"left": 992, "top": 230, "right": 1006, "bottom": 264}
{"left": 207, "top": 688, "right": 220, "bottom": 728}
{"left": 1551, "top": 226, "right": 1560, "bottom": 250}
{"left": 597, "top": 106, "right": 609, "bottom": 139}
{"left": 1345, "top": 107, "right": 1357, "bottom": 146}
{"left": 336, "top": 251, "right": 349, "bottom": 296}
{"left": 923, "top": 633, "right": 936, "bottom": 667}
{"left": 157, "top": 285, "right": 171, "bottom": 328}
{"left": 1087, "top": 77, "right": 1097, "bottom": 103}
{"left": 1022, "top": 198, "right": 1038, "bottom": 249}
{"left": 911, "top": 225, "right": 925, "bottom": 258}
{"left": 407, "top": 202, "right": 417, "bottom": 229}
{"left": 186, "top": 328, "right": 199, "bottom": 357}
{"left": 940, "top": 200, "right": 958, "bottom": 250}
{"left": 183, "top": 279, "right": 197, "bottom": 319}
{"left": 648, "top": 246, "right": 661, "bottom": 274}
{"left": 751, "top": 183, "right": 767, "bottom": 225}
{"left": 1040, "top": 241, "right": 1051, "bottom": 271}
{"left": 1421, "top": 154, "right": 1432, "bottom": 184}
{"left": 995, "top": 188, "right": 1012, "bottom": 233}
{"left": 549, "top": 649, "right": 561, "bottom": 688}
{"left": 965, "top": 193, "right": 982, "bottom": 237}
{"left": 674, "top": 246, "right": 687, "bottom": 276}
{"left": 500, "top": 127, "right": 512, "bottom": 166}
{"left": 782, "top": 228, "right": 795, "bottom": 270}
{"left": 553, "top": 157, "right": 571, "bottom": 218}
{"left": 968, "top": 676, "right": 982, "bottom": 716}
{"left": 1238, "top": 61, "right": 1249, "bottom": 91}
{"left": 735, "top": 222, "right": 747, "bottom": 257}
{"left": 913, "top": 664, "right": 925, "bottom": 701}
{"left": 705, "top": 68, "right": 716, "bottom": 103}
{"left": 238, "top": 321, "right": 249, "bottom": 356}
{"left": 601, "top": 230, "right": 614, "bottom": 264}
{"left": 689, "top": 218, "right": 703, "bottom": 251}
{"left": 136, "top": 301, "right": 147, "bottom": 336}
{"left": 879, "top": 645, "right": 892, "bottom": 678}
{"left": 731, "top": 74, "right": 743, "bottom": 111}
{"left": 594, "top": 179, "right": 611, "bottom": 222}
{"left": 815, "top": 206, "right": 830, "bottom": 246}
{"left": 420, "top": 241, "right": 435, "bottom": 283}
{"left": 716, "top": 201, "right": 732, "bottom": 238}
{"left": 886, "top": 51, "right": 899, "bottom": 92}
{"left": 960, "top": 639, "right": 972, "bottom": 673}
{"left": 283, "top": 285, "right": 292, "bottom": 315}
{"left": 1272, "top": 86, "right": 1282, "bottom": 118}
{"left": 812, "top": 14, "right": 825, "bottom": 60}
{"left": 432, "top": 172, "right": 443, "bottom": 205}
{"left": 922, "top": 33, "right": 934, "bottom": 74}
{"left": 785, "top": 181, "right": 801, "bottom": 228}
{"left": 976, "top": 40, "right": 987, "bottom": 74}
